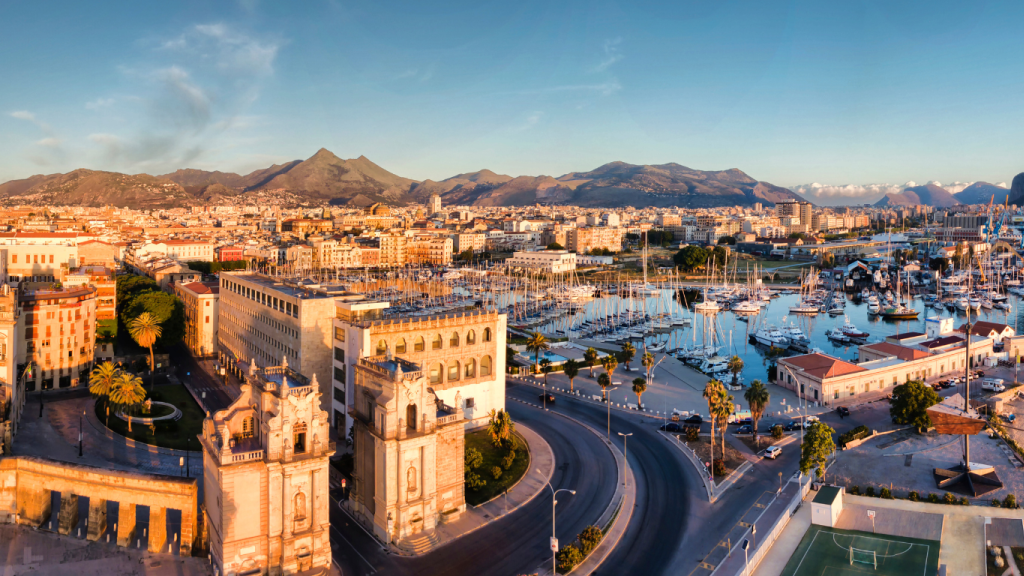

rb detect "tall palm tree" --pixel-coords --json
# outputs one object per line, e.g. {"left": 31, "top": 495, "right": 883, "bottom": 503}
{"left": 584, "top": 347, "right": 599, "bottom": 378}
{"left": 563, "top": 359, "right": 580, "bottom": 393}
{"left": 632, "top": 377, "right": 647, "bottom": 409}
{"left": 597, "top": 372, "right": 611, "bottom": 401}
{"left": 600, "top": 355, "right": 618, "bottom": 382}
{"left": 525, "top": 332, "right": 549, "bottom": 374}
{"left": 641, "top": 351, "right": 655, "bottom": 383}
{"left": 89, "top": 361, "right": 121, "bottom": 425}
{"left": 108, "top": 372, "right": 146, "bottom": 432}
{"left": 540, "top": 358, "right": 552, "bottom": 386}
{"left": 128, "top": 312, "right": 162, "bottom": 374}
{"left": 703, "top": 379, "right": 724, "bottom": 458}
{"left": 713, "top": 388, "right": 735, "bottom": 461}
{"left": 620, "top": 342, "right": 636, "bottom": 372}
{"left": 727, "top": 355, "right": 744, "bottom": 387}
{"left": 744, "top": 380, "right": 771, "bottom": 446}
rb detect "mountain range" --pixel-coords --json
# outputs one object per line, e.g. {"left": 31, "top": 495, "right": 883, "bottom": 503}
{"left": 0, "top": 148, "right": 806, "bottom": 210}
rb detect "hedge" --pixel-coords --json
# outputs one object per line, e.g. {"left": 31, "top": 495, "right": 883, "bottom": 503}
{"left": 838, "top": 425, "right": 870, "bottom": 448}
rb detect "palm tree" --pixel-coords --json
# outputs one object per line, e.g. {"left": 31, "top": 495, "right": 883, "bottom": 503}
{"left": 89, "top": 361, "right": 120, "bottom": 425}
{"left": 525, "top": 332, "right": 549, "bottom": 374}
{"left": 563, "top": 359, "right": 580, "bottom": 393}
{"left": 744, "top": 380, "right": 771, "bottom": 446}
{"left": 128, "top": 312, "right": 162, "bottom": 374}
{"left": 713, "top": 388, "right": 735, "bottom": 461}
{"left": 641, "top": 351, "right": 655, "bottom": 383}
{"left": 486, "top": 409, "right": 515, "bottom": 448}
{"left": 540, "top": 358, "right": 552, "bottom": 386}
{"left": 703, "top": 379, "right": 724, "bottom": 458}
{"left": 108, "top": 372, "right": 146, "bottom": 432}
{"left": 597, "top": 372, "right": 611, "bottom": 401}
{"left": 727, "top": 355, "right": 744, "bottom": 387}
{"left": 600, "top": 355, "right": 618, "bottom": 382}
{"left": 620, "top": 342, "right": 636, "bottom": 372}
{"left": 632, "top": 377, "right": 647, "bottom": 409}
{"left": 584, "top": 347, "right": 599, "bottom": 377}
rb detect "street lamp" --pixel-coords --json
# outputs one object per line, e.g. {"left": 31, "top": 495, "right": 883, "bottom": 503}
{"left": 617, "top": 432, "right": 632, "bottom": 489}
{"left": 742, "top": 539, "right": 750, "bottom": 576}
{"left": 539, "top": 470, "right": 576, "bottom": 576}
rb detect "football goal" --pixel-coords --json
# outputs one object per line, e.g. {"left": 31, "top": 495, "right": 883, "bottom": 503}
{"left": 849, "top": 546, "right": 877, "bottom": 569}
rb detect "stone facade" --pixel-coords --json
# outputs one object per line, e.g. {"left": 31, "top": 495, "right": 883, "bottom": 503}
{"left": 201, "top": 360, "right": 334, "bottom": 576}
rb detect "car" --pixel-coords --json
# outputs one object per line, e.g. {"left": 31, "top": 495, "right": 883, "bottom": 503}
{"left": 684, "top": 414, "right": 704, "bottom": 424}
{"left": 539, "top": 393, "right": 556, "bottom": 404}
{"left": 975, "top": 370, "right": 986, "bottom": 378}
{"left": 737, "top": 425, "right": 753, "bottom": 434}
{"left": 783, "top": 421, "right": 799, "bottom": 431}
{"left": 941, "top": 380, "right": 955, "bottom": 389}
{"left": 836, "top": 406, "right": 850, "bottom": 417}
{"left": 931, "top": 383, "right": 943, "bottom": 391}
{"left": 660, "top": 422, "right": 683, "bottom": 432}
{"left": 736, "top": 416, "right": 753, "bottom": 425}
{"left": 764, "top": 446, "right": 782, "bottom": 459}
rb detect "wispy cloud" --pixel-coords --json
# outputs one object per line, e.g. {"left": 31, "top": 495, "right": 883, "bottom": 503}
{"left": 35, "top": 137, "right": 62, "bottom": 148}
{"left": 511, "top": 111, "right": 543, "bottom": 132}
{"left": 10, "top": 110, "right": 36, "bottom": 121}
{"left": 394, "top": 64, "right": 436, "bottom": 83}
{"left": 85, "top": 98, "right": 115, "bottom": 110}
{"left": 162, "top": 22, "right": 280, "bottom": 76}
{"left": 592, "top": 38, "right": 623, "bottom": 73}
{"left": 517, "top": 80, "right": 622, "bottom": 96}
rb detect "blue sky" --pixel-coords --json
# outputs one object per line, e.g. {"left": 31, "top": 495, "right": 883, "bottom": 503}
{"left": 2, "top": 0, "right": 1022, "bottom": 204}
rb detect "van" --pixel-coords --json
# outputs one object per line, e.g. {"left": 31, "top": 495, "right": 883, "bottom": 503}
{"left": 982, "top": 379, "right": 1005, "bottom": 392}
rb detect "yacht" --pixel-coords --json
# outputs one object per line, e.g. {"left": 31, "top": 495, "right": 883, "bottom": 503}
{"left": 694, "top": 299, "right": 721, "bottom": 314}
{"left": 732, "top": 300, "right": 761, "bottom": 315}
{"left": 880, "top": 304, "right": 919, "bottom": 320}
{"left": 782, "top": 325, "right": 811, "bottom": 351}
{"left": 826, "top": 328, "right": 850, "bottom": 343}
{"left": 839, "top": 318, "right": 870, "bottom": 339}
{"left": 754, "top": 325, "right": 790, "bottom": 348}
{"left": 867, "top": 300, "right": 881, "bottom": 314}
{"left": 955, "top": 296, "right": 969, "bottom": 312}
{"left": 969, "top": 295, "right": 982, "bottom": 311}
{"left": 697, "top": 355, "right": 730, "bottom": 375}
{"left": 789, "top": 303, "right": 819, "bottom": 315}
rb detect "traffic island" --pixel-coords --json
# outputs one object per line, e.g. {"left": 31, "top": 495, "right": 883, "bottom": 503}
{"left": 94, "top": 384, "right": 205, "bottom": 451}
{"left": 464, "top": 430, "right": 531, "bottom": 507}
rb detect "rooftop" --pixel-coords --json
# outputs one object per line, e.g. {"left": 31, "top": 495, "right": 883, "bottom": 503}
{"left": 861, "top": 342, "right": 933, "bottom": 361}
{"left": 782, "top": 353, "right": 866, "bottom": 379}
{"left": 223, "top": 272, "right": 361, "bottom": 300}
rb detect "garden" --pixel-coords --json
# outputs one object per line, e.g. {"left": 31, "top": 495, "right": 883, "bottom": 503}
{"left": 464, "top": 410, "right": 530, "bottom": 506}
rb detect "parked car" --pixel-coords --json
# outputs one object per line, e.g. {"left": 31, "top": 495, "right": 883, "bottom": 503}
{"left": 836, "top": 406, "right": 850, "bottom": 417}
{"left": 539, "top": 393, "right": 556, "bottom": 404}
{"left": 764, "top": 446, "right": 782, "bottom": 460}
{"left": 981, "top": 379, "right": 1006, "bottom": 393}
{"left": 783, "top": 421, "right": 799, "bottom": 432}
{"left": 660, "top": 422, "right": 683, "bottom": 432}
{"left": 737, "top": 425, "right": 753, "bottom": 434}
{"left": 941, "top": 380, "right": 955, "bottom": 389}
{"left": 931, "top": 383, "right": 943, "bottom": 391}
{"left": 684, "top": 414, "right": 704, "bottom": 424}
{"left": 975, "top": 370, "right": 986, "bottom": 378}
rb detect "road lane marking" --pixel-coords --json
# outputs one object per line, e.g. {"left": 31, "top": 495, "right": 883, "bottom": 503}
{"left": 330, "top": 525, "right": 378, "bottom": 574}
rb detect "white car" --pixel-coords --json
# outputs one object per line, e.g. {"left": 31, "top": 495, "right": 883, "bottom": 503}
{"left": 764, "top": 446, "right": 782, "bottom": 460}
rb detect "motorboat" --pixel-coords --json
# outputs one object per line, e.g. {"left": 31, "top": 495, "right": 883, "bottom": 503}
{"left": 969, "top": 296, "right": 982, "bottom": 311}
{"left": 781, "top": 325, "right": 811, "bottom": 351}
{"left": 754, "top": 325, "right": 790, "bottom": 348}
{"left": 694, "top": 299, "right": 721, "bottom": 314}
{"left": 955, "top": 296, "right": 969, "bottom": 312}
{"left": 697, "top": 355, "right": 730, "bottom": 375}
{"left": 825, "top": 328, "right": 849, "bottom": 343}
{"left": 839, "top": 318, "right": 869, "bottom": 339}
{"left": 789, "top": 304, "right": 819, "bottom": 315}
{"left": 732, "top": 300, "right": 761, "bottom": 315}
{"left": 881, "top": 305, "right": 919, "bottom": 320}
{"left": 867, "top": 302, "right": 880, "bottom": 314}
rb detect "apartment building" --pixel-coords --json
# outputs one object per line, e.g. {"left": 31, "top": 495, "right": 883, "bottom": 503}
{"left": 65, "top": 266, "right": 115, "bottom": 321}
{"left": 175, "top": 281, "right": 220, "bottom": 357}
{"left": 656, "top": 214, "right": 682, "bottom": 227}
{"left": 141, "top": 239, "right": 215, "bottom": 262}
{"left": 409, "top": 237, "right": 453, "bottom": 266}
{"left": 507, "top": 250, "right": 577, "bottom": 273}
{"left": 379, "top": 233, "right": 409, "bottom": 267}
{"left": 566, "top": 226, "right": 623, "bottom": 254}
{"left": 0, "top": 287, "right": 21, "bottom": 446}
{"left": 18, "top": 285, "right": 97, "bottom": 391}
{"left": 450, "top": 232, "right": 486, "bottom": 254}
{"left": 217, "top": 273, "right": 341, "bottom": 412}
{"left": 775, "top": 200, "right": 813, "bottom": 226}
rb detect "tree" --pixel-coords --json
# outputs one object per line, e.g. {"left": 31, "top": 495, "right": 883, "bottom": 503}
{"left": 800, "top": 421, "right": 836, "bottom": 478}
{"left": 641, "top": 351, "right": 655, "bottom": 383}
{"left": 717, "top": 236, "right": 736, "bottom": 245}
{"left": 597, "top": 372, "right": 611, "bottom": 401}
{"left": 584, "top": 348, "right": 599, "bottom": 377}
{"left": 525, "top": 332, "right": 549, "bottom": 373}
{"left": 486, "top": 409, "right": 515, "bottom": 448}
{"left": 540, "top": 358, "right": 552, "bottom": 386}
{"left": 703, "top": 379, "right": 724, "bottom": 458}
{"left": 116, "top": 275, "right": 159, "bottom": 311}
{"left": 620, "top": 342, "right": 636, "bottom": 372}
{"left": 727, "top": 355, "right": 744, "bottom": 386}
{"left": 89, "top": 361, "right": 121, "bottom": 426}
{"left": 632, "top": 377, "right": 647, "bottom": 408}
{"left": 547, "top": 242, "right": 564, "bottom": 250}
{"left": 889, "top": 380, "right": 942, "bottom": 429}
{"left": 600, "top": 354, "right": 618, "bottom": 382}
{"left": 713, "top": 388, "right": 735, "bottom": 461}
{"left": 673, "top": 245, "right": 709, "bottom": 272}
{"left": 108, "top": 372, "right": 146, "bottom": 432}
{"left": 788, "top": 232, "right": 806, "bottom": 239}
{"left": 709, "top": 246, "right": 729, "bottom": 268}
{"left": 128, "top": 312, "right": 162, "bottom": 373}
{"left": 563, "top": 359, "right": 580, "bottom": 393}
{"left": 456, "top": 249, "right": 475, "bottom": 262}
{"left": 744, "top": 380, "right": 770, "bottom": 446}
{"left": 122, "top": 290, "right": 185, "bottom": 349}
{"left": 929, "top": 257, "right": 949, "bottom": 273}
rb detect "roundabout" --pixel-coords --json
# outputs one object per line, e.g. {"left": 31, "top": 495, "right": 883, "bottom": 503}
{"left": 115, "top": 400, "right": 182, "bottom": 425}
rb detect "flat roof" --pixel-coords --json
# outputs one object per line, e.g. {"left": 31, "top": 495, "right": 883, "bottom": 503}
{"left": 222, "top": 272, "right": 358, "bottom": 300}
{"left": 813, "top": 486, "right": 842, "bottom": 505}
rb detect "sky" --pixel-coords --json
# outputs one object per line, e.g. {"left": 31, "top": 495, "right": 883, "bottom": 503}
{"left": 1, "top": 0, "right": 1023, "bottom": 206}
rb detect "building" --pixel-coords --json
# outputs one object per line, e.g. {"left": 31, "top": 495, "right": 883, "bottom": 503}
{"left": 957, "top": 321, "right": 1015, "bottom": 344}
{"left": 216, "top": 245, "right": 245, "bottom": 262}
{"left": 450, "top": 233, "right": 486, "bottom": 255}
{"left": 379, "top": 234, "right": 409, "bottom": 268}
{"left": 409, "top": 237, "right": 453, "bottom": 266}
{"left": 775, "top": 200, "right": 813, "bottom": 227}
{"left": 429, "top": 194, "right": 442, "bottom": 215}
{"left": 175, "top": 281, "right": 220, "bottom": 357}
{"left": 18, "top": 285, "right": 98, "bottom": 391}
{"left": 141, "top": 239, "right": 215, "bottom": 262}
{"left": 201, "top": 360, "right": 334, "bottom": 576}
{"left": 218, "top": 273, "right": 344, "bottom": 414}
{"left": 65, "top": 265, "right": 116, "bottom": 321}
{"left": 566, "top": 226, "right": 623, "bottom": 254}
{"left": 506, "top": 250, "right": 577, "bottom": 273}
{"left": 281, "top": 219, "right": 332, "bottom": 236}
{"left": 0, "top": 286, "right": 21, "bottom": 450}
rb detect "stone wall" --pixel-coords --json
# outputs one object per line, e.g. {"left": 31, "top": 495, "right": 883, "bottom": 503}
{"left": 0, "top": 455, "right": 198, "bottom": 555}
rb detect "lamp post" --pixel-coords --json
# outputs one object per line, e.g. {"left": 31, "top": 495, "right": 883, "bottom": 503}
{"left": 617, "top": 432, "right": 632, "bottom": 489}
{"left": 742, "top": 539, "right": 750, "bottom": 576}
{"left": 539, "top": 470, "right": 576, "bottom": 576}
{"left": 78, "top": 410, "right": 84, "bottom": 457}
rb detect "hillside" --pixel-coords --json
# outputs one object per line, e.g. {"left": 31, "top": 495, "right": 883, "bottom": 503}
{"left": 874, "top": 184, "right": 960, "bottom": 208}
{"left": 0, "top": 169, "right": 194, "bottom": 209}
{"left": 954, "top": 182, "right": 1010, "bottom": 205}
{"left": 1008, "top": 173, "right": 1024, "bottom": 206}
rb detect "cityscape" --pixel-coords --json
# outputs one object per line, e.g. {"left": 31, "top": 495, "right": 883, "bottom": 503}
{"left": 2, "top": 2, "right": 1024, "bottom": 576}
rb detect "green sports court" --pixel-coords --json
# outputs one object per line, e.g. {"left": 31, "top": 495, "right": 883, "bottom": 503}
{"left": 780, "top": 525, "right": 941, "bottom": 576}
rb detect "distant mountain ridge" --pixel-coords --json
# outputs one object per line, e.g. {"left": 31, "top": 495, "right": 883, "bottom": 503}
{"left": 873, "top": 184, "right": 960, "bottom": 208}
{"left": 954, "top": 182, "right": 1010, "bottom": 205}
{"left": 0, "top": 149, "right": 807, "bottom": 209}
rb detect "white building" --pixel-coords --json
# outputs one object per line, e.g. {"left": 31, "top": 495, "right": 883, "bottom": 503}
{"left": 507, "top": 250, "right": 577, "bottom": 273}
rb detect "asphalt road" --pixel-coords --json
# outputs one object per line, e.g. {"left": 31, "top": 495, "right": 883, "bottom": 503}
{"left": 329, "top": 396, "right": 618, "bottom": 576}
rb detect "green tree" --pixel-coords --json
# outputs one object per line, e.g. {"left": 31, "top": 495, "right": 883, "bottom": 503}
{"left": 889, "top": 380, "right": 942, "bottom": 429}
{"left": 456, "top": 249, "right": 474, "bottom": 262}
{"left": 122, "top": 290, "right": 185, "bottom": 349}
{"left": 727, "top": 355, "right": 744, "bottom": 387}
{"left": 597, "top": 372, "right": 611, "bottom": 401}
{"left": 525, "top": 332, "right": 550, "bottom": 373}
{"left": 486, "top": 409, "right": 515, "bottom": 448}
{"left": 600, "top": 354, "right": 618, "bottom": 382}
{"left": 584, "top": 347, "right": 599, "bottom": 377}
{"left": 115, "top": 275, "right": 159, "bottom": 310}
{"left": 717, "top": 235, "right": 736, "bottom": 245}
{"left": 127, "top": 312, "right": 162, "bottom": 373}
{"left": 632, "top": 377, "right": 647, "bottom": 408}
{"left": 713, "top": 388, "right": 735, "bottom": 461}
{"left": 673, "top": 245, "right": 709, "bottom": 272}
{"left": 547, "top": 242, "right": 564, "bottom": 250}
{"left": 540, "top": 358, "right": 552, "bottom": 386}
{"left": 929, "top": 257, "right": 949, "bottom": 273}
{"left": 744, "top": 380, "right": 771, "bottom": 446}
{"left": 563, "top": 359, "right": 580, "bottom": 393}
{"left": 800, "top": 421, "right": 837, "bottom": 478}
{"left": 89, "top": 361, "right": 121, "bottom": 426}
{"left": 703, "top": 379, "right": 724, "bottom": 458}
{"left": 108, "top": 372, "right": 146, "bottom": 432}
{"left": 619, "top": 342, "right": 636, "bottom": 372}
{"left": 641, "top": 351, "right": 656, "bottom": 383}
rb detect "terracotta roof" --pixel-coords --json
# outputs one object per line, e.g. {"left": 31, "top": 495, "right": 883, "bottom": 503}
{"left": 921, "top": 335, "right": 965, "bottom": 349}
{"left": 782, "top": 353, "right": 866, "bottom": 379}
{"left": 861, "top": 342, "right": 932, "bottom": 361}
{"left": 958, "top": 321, "right": 1014, "bottom": 337}
{"left": 180, "top": 282, "right": 220, "bottom": 295}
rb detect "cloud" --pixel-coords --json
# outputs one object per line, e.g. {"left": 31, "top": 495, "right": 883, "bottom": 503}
{"left": 35, "top": 137, "right": 63, "bottom": 148}
{"left": 393, "top": 64, "right": 436, "bottom": 83}
{"left": 511, "top": 111, "right": 543, "bottom": 132}
{"left": 593, "top": 38, "right": 623, "bottom": 73}
{"left": 518, "top": 80, "right": 622, "bottom": 96}
{"left": 85, "top": 98, "right": 115, "bottom": 110}
{"left": 790, "top": 182, "right": 907, "bottom": 206}
{"left": 927, "top": 180, "right": 974, "bottom": 193}
{"left": 162, "top": 23, "right": 280, "bottom": 76}
{"left": 10, "top": 111, "right": 36, "bottom": 121}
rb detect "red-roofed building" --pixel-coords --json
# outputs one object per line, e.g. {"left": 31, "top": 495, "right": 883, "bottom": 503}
{"left": 859, "top": 342, "right": 933, "bottom": 362}
{"left": 957, "top": 321, "right": 1015, "bottom": 344}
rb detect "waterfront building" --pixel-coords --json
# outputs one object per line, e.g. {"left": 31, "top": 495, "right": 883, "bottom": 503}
{"left": 507, "top": 250, "right": 577, "bottom": 273}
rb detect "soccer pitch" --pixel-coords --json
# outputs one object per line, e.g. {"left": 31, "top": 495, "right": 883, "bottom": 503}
{"left": 780, "top": 525, "right": 940, "bottom": 576}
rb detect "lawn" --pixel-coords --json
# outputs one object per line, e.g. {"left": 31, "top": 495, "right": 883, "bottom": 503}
{"left": 782, "top": 525, "right": 940, "bottom": 576}
{"left": 95, "top": 383, "right": 205, "bottom": 451}
{"left": 465, "top": 429, "right": 530, "bottom": 506}
{"left": 97, "top": 318, "right": 117, "bottom": 340}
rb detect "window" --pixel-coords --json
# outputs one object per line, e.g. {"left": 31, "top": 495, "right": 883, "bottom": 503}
{"left": 406, "top": 404, "right": 417, "bottom": 430}
{"left": 465, "top": 398, "right": 475, "bottom": 408}
{"left": 333, "top": 386, "right": 345, "bottom": 403}
{"left": 334, "top": 327, "right": 345, "bottom": 342}
{"left": 448, "top": 362, "right": 460, "bottom": 381}
{"left": 49, "top": 255, "right": 53, "bottom": 263}
{"left": 334, "top": 366, "right": 346, "bottom": 383}
{"left": 464, "top": 358, "right": 476, "bottom": 378}
{"left": 241, "top": 416, "right": 254, "bottom": 438}
{"left": 293, "top": 422, "right": 307, "bottom": 454}
{"left": 334, "top": 347, "right": 345, "bottom": 362}
{"left": 483, "top": 328, "right": 492, "bottom": 342}
{"left": 10, "top": 255, "right": 15, "bottom": 264}
{"left": 467, "top": 330, "right": 476, "bottom": 345}
{"left": 432, "top": 334, "right": 442, "bottom": 350}
{"left": 429, "top": 363, "right": 442, "bottom": 384}
{"left": 396, "top": 338, "right": 407, "bottom": 354}
{"left": 450, "top": 332, "right": 460, "bottom": 347}
{"left": 33, "top": 255, "right": 37, "bottom": 264}
{"left": 205, "top": 315, "right": 210, "bottom": 324}
{"left": 480, "top": 355, "right": 492, "bottom": 377}
{"left": 294, "top": 492, "right": 307, "bottom": 521}
{"left": 376, "top": 339, "right": 387, "bottom": 355}
{"left": 414, "top": 336, "right": 424, "bottom": 352}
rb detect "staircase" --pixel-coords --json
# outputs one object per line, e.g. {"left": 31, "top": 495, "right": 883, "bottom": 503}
{"left": 397, "top": 531, "right": 441, "bottom": 555}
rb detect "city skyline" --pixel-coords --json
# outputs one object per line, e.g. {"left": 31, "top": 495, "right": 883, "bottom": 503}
{"left": 2, "top": 0, "right": 1023, "bottom": 205}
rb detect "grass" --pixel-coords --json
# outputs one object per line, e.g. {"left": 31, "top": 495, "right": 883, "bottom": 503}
{"left": 465, "top": 430, "right": 530, "bottom": 506}
{"left": 94, "top": 383, "right": 205, "bottom": 451}
{"left": 781, "top": 525, "right": 940, "bottom": 576}
{"left": 97, "top": 319, "right": 117, "bottom": 340}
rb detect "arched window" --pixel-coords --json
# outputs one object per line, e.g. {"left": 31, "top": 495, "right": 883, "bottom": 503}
{"left": 414, "top": 336, "right": 425, "bottom": 352}
{"left": 376, "top": 340, "right": 387, "bottom": 355}
{"left": 429, "top": 363, "right": 442, "bottom": 384}
{"left": 406, "top": 404, "right": 417, "bottom": 431}
{"left": 294, "top": 492, "right": 307, "bottom": 520}
{"left": 448, "top": 362, "right": 460, "bottom": 381}
{"left": 395, "top": 338, "right": 407, "bottom": 354}
{"left": 481, "top": 355, "right": 492, "bottom": 377}
{"left": 464, "top": 358, "right": 476, "bottom": 378}
{"left": 450, "top": 332, "right": 460, "bottom": 348}
{"left": 432, "top": 334, "right": 442, "bottom": 350}
{"left": 483, "top": 328, "right": 492, "bottom": 342}
{"left": 467, "top": 330, "right": 476, "bottom": 345}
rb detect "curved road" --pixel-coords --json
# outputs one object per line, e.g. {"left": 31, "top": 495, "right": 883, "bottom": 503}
{"left": 330, "top": 396, "right": 618, "bottom": 576}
